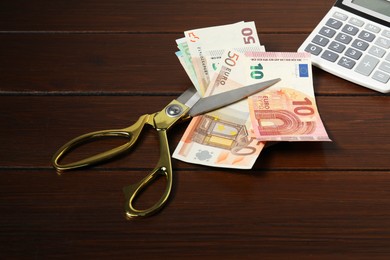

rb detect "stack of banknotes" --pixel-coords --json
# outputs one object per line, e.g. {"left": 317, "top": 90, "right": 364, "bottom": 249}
{"left": 173, "top": 21, "right": 331, "bottom": 169}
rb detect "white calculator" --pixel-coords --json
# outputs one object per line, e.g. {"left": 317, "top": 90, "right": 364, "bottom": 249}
{"left": 298, "top": 0, "right": 390, "bottom": 93}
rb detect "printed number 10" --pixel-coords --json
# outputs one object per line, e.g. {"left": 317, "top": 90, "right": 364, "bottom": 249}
{"left": 250, "top": 63, "right": 264, "bottom": 79}
{"left": 293, "top": 98, "right": 314, "bottom": 116}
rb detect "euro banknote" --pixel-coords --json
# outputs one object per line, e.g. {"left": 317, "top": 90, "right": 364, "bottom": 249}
{"left": 173, "top": 24, "right": 330, "bottom": 169}
{"left": 176, "top": 38, "right": 200, "bottom": 90}
{"left": 209, "top": 51, "right": 331, "bottom": 141}
{"left": 183, "top": 21, "right": 264, "bottom": 95}
{"left": 173, "top": 50, "right": 267, "bottom": 169}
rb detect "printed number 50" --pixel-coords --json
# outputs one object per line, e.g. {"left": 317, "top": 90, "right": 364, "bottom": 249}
{"left": 242, "top": 28, "right": 256, "bottom": 44}
{"left": 225, "top": 51, "right": 240, "bottom": 66}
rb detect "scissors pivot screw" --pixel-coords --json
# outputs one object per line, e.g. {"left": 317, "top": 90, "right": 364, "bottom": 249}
{"left": 166, "top": 104, "right": 183, "bottom": 117}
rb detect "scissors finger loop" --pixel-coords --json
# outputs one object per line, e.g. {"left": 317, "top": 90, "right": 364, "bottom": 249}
{"left": 52, "top": 114, "right": 153, "bottom": 172}
{"left": 123, "top": 165, "right": 172, "bottom": 219}
{"left": 52, "top": 130, "right": 134, "bottom": 172}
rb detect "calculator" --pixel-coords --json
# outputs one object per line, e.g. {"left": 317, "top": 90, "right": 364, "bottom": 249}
{"left": 298, "top": 0, "right": 390, "bottom": 93}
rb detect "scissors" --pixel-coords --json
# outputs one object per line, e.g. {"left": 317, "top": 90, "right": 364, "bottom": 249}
{"left": 52, "top": 78, "right": 281, "bottom": 218}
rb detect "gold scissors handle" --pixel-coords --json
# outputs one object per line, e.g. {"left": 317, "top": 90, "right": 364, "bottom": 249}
{"left": 51, "top": 113, "right": 173, "bottom": 218}
{"left": 123, "top": 129, "right": 172, "bottom": 218}
{"left": 52, "top": 114, "right": 153, "bottom": 171}
{"left": 52, "top": 100, "right": 190, "bottom": 218}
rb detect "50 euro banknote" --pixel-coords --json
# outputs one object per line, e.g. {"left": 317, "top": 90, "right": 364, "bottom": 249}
{"left": 184, "top": 21, "right": 263, "bottom": 95}
{"left": 172, "top": 110, "right": 265, "bottom": 169}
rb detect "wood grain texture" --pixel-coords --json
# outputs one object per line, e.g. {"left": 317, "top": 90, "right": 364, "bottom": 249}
{"left": 0, "top": 0, "right": 333, "bottom": 33}
{"left": 0, "top": 33, "right": 376, "bottom": 95}
{"left": 1, "top": 96, "right": 389, "bottom": 169}
{"left": 1, "top": 0, "right": 390, "bottom": 258}
{"left": 1, "top": 170, "right": 390, "bottom": 258}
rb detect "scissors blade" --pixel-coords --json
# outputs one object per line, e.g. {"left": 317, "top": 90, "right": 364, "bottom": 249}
{"left": 176, "top": 86, "right": 201, "bottom": 108}
{"left": 188, "top": 78, "right": 281, "bottom": 116}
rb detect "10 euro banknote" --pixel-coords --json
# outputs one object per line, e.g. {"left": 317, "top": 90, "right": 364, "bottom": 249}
{"left": 245, "top": 52, "right": 331, "bottom": 141}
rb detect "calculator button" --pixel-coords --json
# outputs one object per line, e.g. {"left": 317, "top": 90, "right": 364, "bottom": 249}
{"left": 321, "top": 50, "right": 339, "bottom": 62}
{"left": 355, "top": 55, "right": 380, "bottom": 76}
{"left": 333, "top": 12, "right": 348, "bottom": 21}
{"left": 345, "top": 48, "right": 363, "bottom": 60}
{"left": 385, "top": 52, "right": 390, "bottom": 62}
{"left": 335, "top": 33, "right": 352, "bottom": 44}
{"left": 312, "top": 35, "right": 329, "bottom": 47}
{"left": 319, "top": 27, "right": 336, "bottom": 38}
{"left": 342, "top": 24, "right": 359, "bottom": 36}
{"left": 372, "top": 71, "right": 390, "bottom": 83}
{"left": 329, "top": 41, "right": 346, "bottom": 53}
{"left": 338, "top": 57, "right": 356, "bottom": 69}
{"left": 382, "top": 30, "right": 390, "bottom": 39}
{"left": 349, "top": 17, "right": 364, "bottom": 27}
{"left": 368, "top": 46, "right": 386, "bottom": 58}
{"left": 375, "top": 37, "right": 390, "bottom": 49}
{"left": 358, "top": 31, "right": 376, "bottom": 42}
{"left": 365, "top": 24, "right": 381, "bottom": 33}
{"left": 351, "top": 39, "right": 369, "bottom": 51}
{"left": 379, "top": 61, "right": 390, "bottom": 73}
{"left": 326, "top": 18, "right": 343, "bottom": 29}
{"left": 305, "top": 44, "right": 322, "bottom": 55}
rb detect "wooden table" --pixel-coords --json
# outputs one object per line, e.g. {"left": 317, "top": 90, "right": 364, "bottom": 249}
{"left": 1, "top": 0, "right": 390, "bottom": 258}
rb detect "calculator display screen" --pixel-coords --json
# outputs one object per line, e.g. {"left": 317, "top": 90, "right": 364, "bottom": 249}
{"left": 343, "top": 0, "right": 390, "bottom": 22}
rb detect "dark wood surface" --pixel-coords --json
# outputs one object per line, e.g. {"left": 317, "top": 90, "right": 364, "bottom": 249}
{"left": 1, "top": 0, "right": 390, "bottom": 258}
